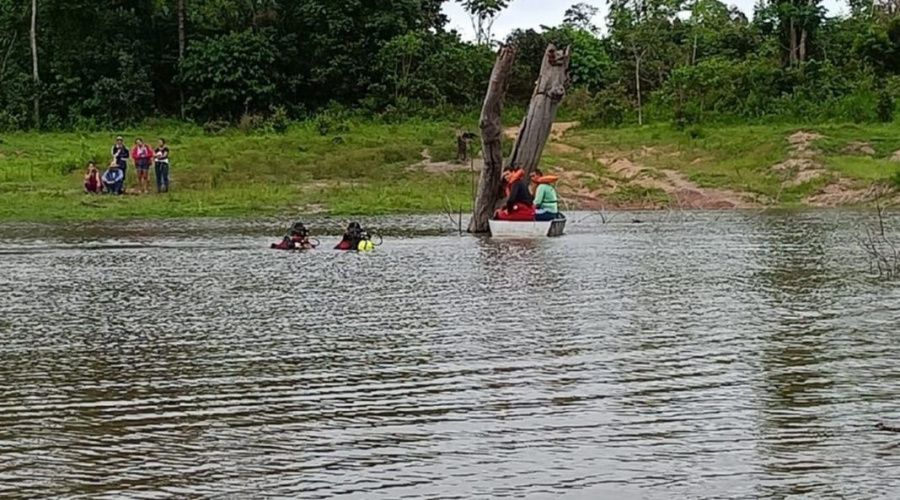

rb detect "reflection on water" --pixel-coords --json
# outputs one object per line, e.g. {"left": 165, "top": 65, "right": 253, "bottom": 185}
{"left": 1, "top": 211, "right": 900, "bottom": 499}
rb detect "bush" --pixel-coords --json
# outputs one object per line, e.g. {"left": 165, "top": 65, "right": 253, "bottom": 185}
{"left": 0, "top": 111, "right": 20, "bottom": 132}
{"left": 203, "top": 120, "right": 230, "bottom": 135}
{"left": 877, "top": 88, "right": 894, "bottom": 123}
{"left": 314, "top": 111, "right": 350, "bottom": 136}
{"left": 239, "top": 113, "right": 265, "bottom": 134}
{"left": 267, "top": 106, "right": 290, "bottom": 134}
{"left": 571, "top": 86, "right": 631, "bottom": 127}
{"left": 182, "top": 29, "right": 279, "bottom": 122}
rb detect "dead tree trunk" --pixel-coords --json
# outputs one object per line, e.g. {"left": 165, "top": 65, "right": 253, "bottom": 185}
{"left": 468, "top": 46, "right": 516, "bottom": 234}
{"left": 507, "top": 44, "right": 572, "bottom": 178}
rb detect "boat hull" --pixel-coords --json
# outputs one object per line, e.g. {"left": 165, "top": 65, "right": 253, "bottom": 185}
{"left": 488, "top": 218, "right": 566, "bottom": 238}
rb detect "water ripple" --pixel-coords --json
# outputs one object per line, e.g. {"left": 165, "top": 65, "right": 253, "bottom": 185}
{"left": 1, "top": 211, "right": 900, "bottom": 499}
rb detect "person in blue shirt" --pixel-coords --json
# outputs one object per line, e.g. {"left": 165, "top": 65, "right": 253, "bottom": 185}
{"left": 111, "top": 136, "right": 130, "bottom": 190}
{"left": 102, "top": 161, "right": 125, "bottom": 195}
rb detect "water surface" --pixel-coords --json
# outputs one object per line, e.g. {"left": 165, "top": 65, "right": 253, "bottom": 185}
{"left": 1, "top": 211, "right": 899, "bottom": 499}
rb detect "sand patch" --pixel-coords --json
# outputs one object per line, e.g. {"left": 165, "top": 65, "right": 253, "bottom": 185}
{"left": 410, "top": 148, "right": 479, "bottom": 174}
{"left": 504, "top": 121, "right": 580, "bottom": 142}
{"left": 547, "top": 142, "right": 580, "bottom": 154}
{"left": 806, "top": 180, "right": 890, "bottom": 206}
{"left": 786, "top": 169, "right": 827, "bottom": 187}
{"left": 843, "top": 141, "right": 876, "bottom": 156}
{"left": 788, "top": 131, "right": 824, "bottom": 145}
{"left": 890, "top": 150, "right": 900, "bottom": 162}
{"left": 772, "top": 157, "right": 818, "bottom": 171}
{"left": 772, "top": 130, "right": 830, "bottom": 189}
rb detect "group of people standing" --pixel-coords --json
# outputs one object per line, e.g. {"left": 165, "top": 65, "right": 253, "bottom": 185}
{"left": 84, "top": 136, "right": 170, "bottom": 195}
{"left": 494, "top": 164, "right": 561, "bottom": 221}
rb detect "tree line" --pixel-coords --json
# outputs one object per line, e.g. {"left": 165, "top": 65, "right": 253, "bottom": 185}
{"left": 0, "top": 0, "right": 897, "bottom": 131}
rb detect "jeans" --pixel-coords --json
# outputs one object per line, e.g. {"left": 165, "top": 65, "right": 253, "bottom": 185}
{"left": 155, "top": 162, "right": 170, "bottom": 193}
{"left": 535, "top": 209, "right": 558, "bottom": 221}
{"left": 117, "top": 162, "right": 128, "bottom": 185}
{"left": 104, "top": 180, "right": 123, "bottom": 194}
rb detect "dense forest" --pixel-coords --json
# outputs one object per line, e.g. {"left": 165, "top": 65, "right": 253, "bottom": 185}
{"left": 0, "top": 0, "right": 898, "bottom": 131}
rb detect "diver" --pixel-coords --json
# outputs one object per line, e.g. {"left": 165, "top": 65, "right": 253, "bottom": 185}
{"left": 335, "top": 222, "right": 375, "bottom": 251}
{"left": 335, "top": 222, "right": 363, "bottom": 250}
{"left": 271, "top": 221, "right": 316, "bottom": 250}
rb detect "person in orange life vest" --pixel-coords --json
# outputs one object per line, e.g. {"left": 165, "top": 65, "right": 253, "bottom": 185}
{"left": 84, "top": 161, "right": 102, "bottom": 194}
{"left": 531, "top": 169, "right": 560, "bottom": 221}
{"left": 495, "top": 164, "right": 535, "bottom": 221}
{"left": 131, "top": 138, "right": 154, "bottom": 194}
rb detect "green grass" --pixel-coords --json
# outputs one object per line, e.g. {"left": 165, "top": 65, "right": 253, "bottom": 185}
{"left": 2, "top": 119, "right": 899, "bottom": 221}
{"left": 0, "top": 119, "right": 478, "bottom": 221}
{"left": 562, "top": 121, "right": 900, "bottom": 202}
{"left": 825, "top": 156, "right": 899, "bottom": 181}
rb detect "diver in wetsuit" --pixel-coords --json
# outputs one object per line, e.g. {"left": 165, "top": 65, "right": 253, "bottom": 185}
{"left": 271, "top": 222, "right": 315, "bottom": 250}
{"left": 336, "top": 222, "right": 364, "bottom": 250}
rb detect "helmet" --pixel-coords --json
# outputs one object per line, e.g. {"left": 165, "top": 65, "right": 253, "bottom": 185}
{"left": 290, "top": 222, "right": 308, "bottom": 237}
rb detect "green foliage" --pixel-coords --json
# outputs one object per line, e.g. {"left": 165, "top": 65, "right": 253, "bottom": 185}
{"left": 564, "top": 86, "right": 632, "bottom": 127}
{"left": 877, "top": 88, "right": 895, "bottom": 123}
{"left": 891, "top": 169, "right": 900, "bottom": 190}
{"left": 0, "top": 0, "right": 898, "bottom": 131}
{"left": 375, "top": 30, "right": 493, "bottom": 113}
{"left": 181, "top": 29, "right": 279, "bottom": 121}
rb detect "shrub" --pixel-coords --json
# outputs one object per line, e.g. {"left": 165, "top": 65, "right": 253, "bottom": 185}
{"left": 877, "top": 88, "right": 894, "bottom": 123}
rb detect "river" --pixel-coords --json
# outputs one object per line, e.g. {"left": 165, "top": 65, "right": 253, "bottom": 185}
{"left": 1, "top": 211, "right": 899, "bottom": 499}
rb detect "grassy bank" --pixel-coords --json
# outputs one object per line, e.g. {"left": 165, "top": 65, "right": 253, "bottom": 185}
{"left": 0, "top": 120, "right": 478, "bottom": 221}
{"left": 2, "top": 119, "right": 899, "bottom": 221}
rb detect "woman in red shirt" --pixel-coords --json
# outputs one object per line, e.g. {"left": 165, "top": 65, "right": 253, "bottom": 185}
{"left": 131, "top": 138, "right": 154, "bottom": 194}
{"left": 84, "top": 161, "right": 102, "bottom": 193}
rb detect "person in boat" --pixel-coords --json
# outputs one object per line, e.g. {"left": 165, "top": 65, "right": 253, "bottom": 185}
{"left": 101, "top": 161, "right": 125, "bottom": 195}
{"left": 84, "top": 161, "right": 102, "bottom": 194}
{"left": 271, "top": 222, "right": 316, "bottom": 250}
{"left": 531, "top": 169, "right": 560, "bottom": 221}
{"left": 495, "top": 165, "right": 535, "bottom": 221}
{"left": 336, "top": 222, "right": 369, "bottom": 250}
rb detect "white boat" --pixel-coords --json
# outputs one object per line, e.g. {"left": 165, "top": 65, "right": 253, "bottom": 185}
{"left": 488, "top": 217, "right": 567, "bottom": 238}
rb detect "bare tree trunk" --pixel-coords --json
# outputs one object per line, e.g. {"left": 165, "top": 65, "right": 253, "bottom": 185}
{"left": 177, "top": 0, "right": 186, "bottom": 118}
{"left": 799, "top": 0, "right": 812, "bottom": 63}
{"left": 789, "top": 18, "right": 797, "bottom": 66}
{"left": 507, "top": 44, "right": 572, "bottom": 178}
{"left": 799, "top": 29, "right": 807, "bottom": 62}
{"left": 30, "top": 0, "right": 39, "bottom": 128}
{"left": 468, "top": 46, "right": 517, "bottom": 234}
{"left": 635, "top": 54, "right": 643, "bottom": 126}
{"left": 692, "top": 34, "right": 698, "bottom": 66}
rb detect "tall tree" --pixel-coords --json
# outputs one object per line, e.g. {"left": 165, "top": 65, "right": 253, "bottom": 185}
{"left": 608, "top": 0, "right": 675, "bottom": 125}
{"left": 564, "top": 2, "right": 600, "bottom": 33}
{"left": 177, "top": 0, "right": 185, "bottom": 117}
{"left": 29, "top": 0, "right": 38, "bottom": 128}
{"left": 459, "top": 0, "right": 509, "bottom": 45}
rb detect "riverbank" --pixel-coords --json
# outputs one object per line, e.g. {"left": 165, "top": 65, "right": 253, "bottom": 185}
{"left": 1, "top": 120, "right": 899, "bottom": 221}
